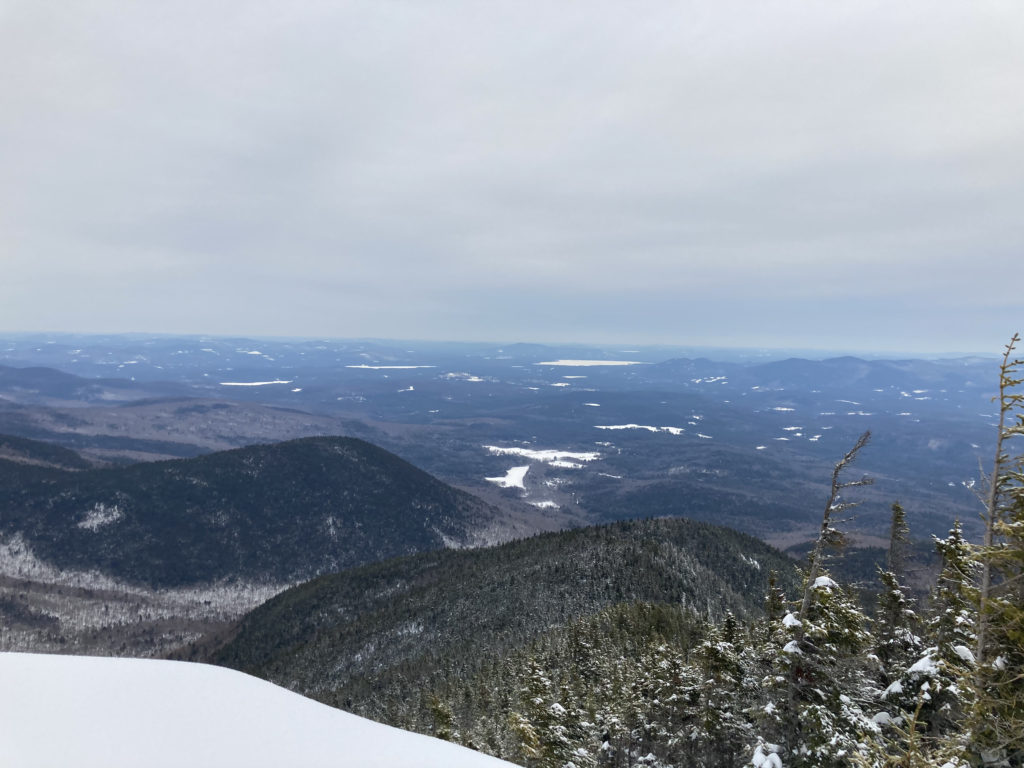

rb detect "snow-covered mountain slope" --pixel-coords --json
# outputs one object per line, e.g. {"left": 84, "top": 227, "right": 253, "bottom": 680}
{"left": 0, "top": 652, "right": 519, "bottom": 768}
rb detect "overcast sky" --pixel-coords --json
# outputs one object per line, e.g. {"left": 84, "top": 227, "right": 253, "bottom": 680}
{"left": 2, "top": 1, "right": 1022, "bottom": 354}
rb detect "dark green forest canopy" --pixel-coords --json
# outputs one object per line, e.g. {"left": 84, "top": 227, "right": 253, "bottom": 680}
{"left": 206, "top": 517, "right": 800, "bottom": 715}
{"left": 0, "top": 435, "right": 498, "bottom": 586}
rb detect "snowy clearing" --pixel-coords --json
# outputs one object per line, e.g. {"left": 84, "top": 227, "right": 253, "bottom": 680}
{"left": 0, "top": 653, "right": 515, "bottom": 768}
{"left": 346, "top": 364, "right": 436, "bottom": 370}
{"left": 534, "top": 359, "right": 646, "bottom": 366}
{"left": 548, "top": 460, "right": 584, "bottom": 469}
{"left": 485, "top": 466, "right": 530, "bottom": 489}
{"left": 595, "top": 424, "right": 684, "bottom": 436}
{"left": 484, "top": 446, "right": 601, "bottom": 463}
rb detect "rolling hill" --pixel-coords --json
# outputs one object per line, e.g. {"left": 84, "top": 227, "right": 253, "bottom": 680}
{"left": 0, "top": 435, "right": 514, "bottom": 588}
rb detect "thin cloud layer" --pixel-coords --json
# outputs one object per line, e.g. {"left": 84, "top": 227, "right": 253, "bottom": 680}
{"left": 2, "top": 1, "right": 1022, "bottom": 352}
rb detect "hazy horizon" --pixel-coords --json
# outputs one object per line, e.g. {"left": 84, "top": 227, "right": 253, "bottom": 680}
{"left": 0, "top": 328, "right": 1004, "bottom": 362}
{"left": 3, "top": 2, "right": 1022, "bottom": 354}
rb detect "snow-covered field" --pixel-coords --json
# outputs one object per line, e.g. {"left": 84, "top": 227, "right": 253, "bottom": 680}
{"left": 534, "top": 359, "right": 645, "bottom": 366}
{"left": 484, "top": 445, "right": 601, "bottom": 464}
{"left": 0, "top": 653, "right": 518, "bottom": 768}
{"left": 595, "top": 424, "right": 685, "bottom": 436}
{"left": 486, "top": 465, "right": 530, "bottom": 489}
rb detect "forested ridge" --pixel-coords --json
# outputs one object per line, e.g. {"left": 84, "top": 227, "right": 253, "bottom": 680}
{"left": 0, "top": 435, "right": 500, "bottom": 586}
{"left": 204, "top": 517, "right": 799, "bottom": 723}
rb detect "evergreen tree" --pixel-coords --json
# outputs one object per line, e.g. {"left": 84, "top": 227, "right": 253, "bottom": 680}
{"left": 511, "top": 656, "right": 596, "bottom": 768}
{"left": 748, "top": 434, "right": 876, "bottom": 768}
{"left": 968, "top": 332, "right": 1024, "bottom": 765}
{"left": 870, "top": 522, "right": 976, "bottom": 765}
{"left": 692, "top": 617, "right": 752, "bottom": 767}
{"left": 872, "top": 503, "right": 923, "bottom": 696}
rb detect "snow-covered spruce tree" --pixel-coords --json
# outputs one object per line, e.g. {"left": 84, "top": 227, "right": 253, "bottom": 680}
{"left": 680, "top": 615, "right": 754, "bottom": 768}
{"left": 866, "top": 521, "right": 977, "bottom": 766}
{"left": 967, "top": 333, "right": 1024, "bottom": 765}
{"left": 511, "top": 657, "right": 593, "bottom": 768}
{"left": 747, "top": 432, "right": 877, "bottom": 768}
{"left": 623, "top": 640, "right": 693, "bottom": 768}
{"left": 872, "top": 503, "right": 923, "bottom": 695}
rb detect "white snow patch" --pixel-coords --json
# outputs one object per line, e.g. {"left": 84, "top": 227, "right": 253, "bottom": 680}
{"left": 549, "top": 460, "right": 584, "bottom": 469}
{"left": 782, "top": 613, "right": 801, "bottom": 628}
{"left": 551, "top": 382, "right": 571, "bottom": 387}
{"left": 750, "top": 742, "right": 783, "bottom": 768}
{"left": 595, "top": 424, "right": 684, "bottom": 435}
{"left": 583, "top": 403, "right": 601, "bottom": 407}
{"left": 220, "top": 380, "right": 293, "bottom": 386}
{"left": 908, "top": 654, "right": 939, "bottom": 676}
{"left": 77, "top": 503, "right": 124, "bottom": 531}
{"left": 782, "top": 426, "right": 803, "bottom": 431}
{"left": 884, "top": 680, "right": 904, "bottom": 697}
{"left": 770, "top": 407, "right": 795, "bottom": 412}
{"left": 484, "top": 446, "right": 601, "bottom": 464}
{"left": 0, "top": 653, "right": 515, "bottom": 768}
{"left": 741, "top": 554, "right": 761, "bottom": 570}
{"left": 954, "top": 645, "right": 975, "bottom": 663}
{"left": 696, "top": 433, "right": 712, "bottom": 439}
{"left": 291, "top": 388, "right": 303, "bottom": 392}
{"left": 346, "top": 364, "right": 435, "bottom": 370}
{"left": 529, "top": 500, "right": 560, "bottom": 509}
{"left": 813, "top": 576, "right": 838, "bottom": 589}
{"left": 534, "top": 360, "right": 646, "bottom": 367}
{"left": 755, "top": 445, "right": 767, "bottom": 450}
{"left": 485, "top": 466, "right": 530, "bottom": 489}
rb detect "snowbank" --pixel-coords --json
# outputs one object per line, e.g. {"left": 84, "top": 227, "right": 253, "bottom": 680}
{"left": 0, "top": 653, "right": 518, "bottom": 768}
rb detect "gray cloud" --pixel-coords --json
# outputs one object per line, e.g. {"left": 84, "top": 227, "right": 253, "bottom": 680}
{"left": 2, "top": 1, "right": 1023, "bottom": 353}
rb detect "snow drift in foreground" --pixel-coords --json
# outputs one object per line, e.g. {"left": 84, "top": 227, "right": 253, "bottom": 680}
{"left": 0, "top": 653, "right": 518, "bottom": 768}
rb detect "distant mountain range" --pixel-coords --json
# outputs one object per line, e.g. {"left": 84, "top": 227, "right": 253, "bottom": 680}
{"left": 0, "top": 435, "right": 518, "bottom": 588}
{"left": 0, "top": 334, "right": 999, "bottom": 547}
